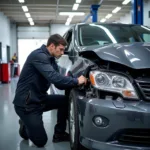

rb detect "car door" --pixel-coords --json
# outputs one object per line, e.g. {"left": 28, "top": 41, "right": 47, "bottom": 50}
{"left": 57, "top": 28, "right": 75, "bottom": 76}
{"left": 51, "top": 28, "right": 76, "bottom": 95}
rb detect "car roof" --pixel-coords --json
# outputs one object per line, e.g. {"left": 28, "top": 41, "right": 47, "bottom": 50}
{"left": 73, "top": 22, "right": 142, "bottom": 27}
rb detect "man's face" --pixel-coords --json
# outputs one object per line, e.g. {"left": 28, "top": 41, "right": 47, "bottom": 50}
{"left": 50, "top": 44, "right": 65, "bottom": 59}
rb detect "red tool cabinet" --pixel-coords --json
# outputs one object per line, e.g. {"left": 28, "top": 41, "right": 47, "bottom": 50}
{"left": 1, "top": 63, "right": 11, "bottom": 83}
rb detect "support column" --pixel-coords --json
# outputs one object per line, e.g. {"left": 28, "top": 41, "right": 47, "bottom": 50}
{"left": 132, "top": 0, "right": 143, "bottom": 25}
{"left": 91, "top": 5, "right": 100, "bottom": 22}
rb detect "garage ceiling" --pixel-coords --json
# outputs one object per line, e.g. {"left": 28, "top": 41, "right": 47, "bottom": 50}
{"left": 0, "top": 0, "right": 131, "bottom": 26}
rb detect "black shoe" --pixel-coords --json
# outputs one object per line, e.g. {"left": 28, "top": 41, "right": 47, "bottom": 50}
{"left": 19, "top": 119, "right": 29, "bottom": 140}
{"left": 52, "top": 132, "right": 70, "bottom": 143}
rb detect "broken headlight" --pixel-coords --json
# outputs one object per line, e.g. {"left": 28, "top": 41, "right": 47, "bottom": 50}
{"left": 89, "top": 71, "right": 138, "bottom": 99}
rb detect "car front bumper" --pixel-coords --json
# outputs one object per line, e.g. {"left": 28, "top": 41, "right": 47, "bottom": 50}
{"left": 81, "top": 137, "right": 150, "bottom": 150}
{"left": 77, "top": 95, "right": 150, "bottom": 150}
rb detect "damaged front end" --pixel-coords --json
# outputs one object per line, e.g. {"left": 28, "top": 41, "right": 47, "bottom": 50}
{"left": 76, "top": 49, "right": 150, "bottom": 148}
{"left": 80, "top": 43, "right": 150, "bottom": 103}
{"left": 90, "top": 64, "right": 150, "bottom": 103}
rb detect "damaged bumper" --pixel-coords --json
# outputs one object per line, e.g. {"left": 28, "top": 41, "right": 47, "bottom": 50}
{"left": 77, "top": 96, "right": 150, "bottom": 150}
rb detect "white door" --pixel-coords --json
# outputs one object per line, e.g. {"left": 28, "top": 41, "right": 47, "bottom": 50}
{"left": 18, "top": 39, "right": 47, "bottom": 72}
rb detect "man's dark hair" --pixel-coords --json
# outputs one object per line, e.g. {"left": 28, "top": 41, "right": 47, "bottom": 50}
{"left": 47, "top": 34, "right": 67, "bottom": 47}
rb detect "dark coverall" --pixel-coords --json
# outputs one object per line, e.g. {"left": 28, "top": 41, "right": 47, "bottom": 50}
{"left": 13, "top": 45, "right": 78, "bottom": 147}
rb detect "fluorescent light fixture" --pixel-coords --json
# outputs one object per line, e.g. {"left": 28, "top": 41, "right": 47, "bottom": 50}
{"left": 67, "top": 17, "right": 72, "bottom": 22}
{"left": 100, "top": 18, "right": 106, "bottom": 22}
{"left": 122, "top": 0, "right": 131, "bottom": 5}
{"left": 59, "top": 12, "right": 85, "bottom": 16}
{"left": 30, "top": 22, "right": 34, "bottom": 26}
{"left": 72, "top": 3, "right": 79, "bottom": 10}
{"left": 105, "top": 14, "right": 112, "bottom": 19}
{"left": 22, "top": 6, "right": 28, "bottom": 12}
{"left": 65, "top": 16, "right": 73, "bottom": 26}
{"left": 76, "top": 0, "right": 82, "bottom": 3}
{"left": 65, "top": 21, "right": 70, "bottom": 26}
{"left": 28, "top": 18, "right": 33, "bottom": 22}
{"left": 18, "top": 0, "right": 25, "bottom": 3}
{"left": 112, "top": 7, "right": 121, "bottom": 13}
{"left": 25, "top": 13, "right": 31, "bottom": 18}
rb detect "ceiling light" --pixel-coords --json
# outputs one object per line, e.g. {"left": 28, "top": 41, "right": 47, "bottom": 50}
{"left": 112, "top": 7, "right": 121, "bottom": 13}
{"left": 25, "top": 13, "right": 31, "bottom": 18}
{"left": 122, "top": 0, "right": 131, "bottom": 5}
{"left": 67, "top": 17, "right": 72, "bottom": 22}
{"left": 105, "top": 14, "right": 112, "bottom": 19}
{"left": 65, "top": 16, "right": 73, "bottom": 26}
{"left": 59, "top": 12, "right": 85, "bottom": 16}
{"left": 22, "top": 6, "right": 28, "bottom": 12}
{"left": 30, "top": 22, "right": 34, "bottom": 26}
{"left": 65, "top": 22, "right": 70, "bottom": 26}
{"left": 100, "top": 18, "right": 106, "bottom": 22}
{"left": 28, "top": 18, "right": 33, "bottom": 22}
{"left": 76, "top": 0, "right": 82, "bottom": 3}
{"left": 18, "top": 0, "right": 25, "bottom": 3}
{"left": 72, "top": 3, "right": 79, "bottom": 10}
{"left": 65, "top": 21, "right": 70, "bottom": 26}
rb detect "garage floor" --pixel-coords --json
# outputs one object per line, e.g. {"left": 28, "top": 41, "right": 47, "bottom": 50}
{"left": 0, "top": 78, "right": 70, "bottom": 150}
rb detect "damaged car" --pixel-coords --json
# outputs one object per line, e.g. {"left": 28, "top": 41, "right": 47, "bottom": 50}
{"left": 51, "top": 23, "right": 150, "bottom": 150}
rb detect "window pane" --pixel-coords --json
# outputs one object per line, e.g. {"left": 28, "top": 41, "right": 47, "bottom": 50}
{"left": 143, "top": 34, "right": 150, "bottom": 42}
{"left": 78, "top": 24, "right": 150, "bottom": 46}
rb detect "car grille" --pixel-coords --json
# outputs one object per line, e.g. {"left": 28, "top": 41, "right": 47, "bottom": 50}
{"left": 117, "top": 129, "right": 150, "bottom": 146}
{"left": 136, "top": 79, "right": 150, "bottom": 100}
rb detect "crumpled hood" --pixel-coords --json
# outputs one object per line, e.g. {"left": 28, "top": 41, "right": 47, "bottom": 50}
{"left": 81, "top": 42, "right": 150, "bottom": 69}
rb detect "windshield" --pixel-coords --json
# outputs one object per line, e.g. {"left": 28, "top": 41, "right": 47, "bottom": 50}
{"left": 78, "top": 24, "right": 150, "bottom": 46}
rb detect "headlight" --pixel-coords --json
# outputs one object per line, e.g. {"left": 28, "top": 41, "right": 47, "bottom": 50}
{"left": 90, "top": 71, "right": 138, "bottom": 99}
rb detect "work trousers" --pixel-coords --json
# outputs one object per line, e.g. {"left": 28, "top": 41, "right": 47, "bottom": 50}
{"left": 14, "top": 95, "right": 69, "bottom": 147}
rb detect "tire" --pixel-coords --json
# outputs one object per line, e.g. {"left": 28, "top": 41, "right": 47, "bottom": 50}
{"left": 68, "top": 90, "right": 87, "bottom": 150}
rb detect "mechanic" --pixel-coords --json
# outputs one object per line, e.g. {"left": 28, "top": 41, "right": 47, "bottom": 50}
{"left": 13, "top": 34, "right": 87, "bottom": 147}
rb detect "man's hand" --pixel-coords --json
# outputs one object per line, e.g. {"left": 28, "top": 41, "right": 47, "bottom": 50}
{"left": 77, "top": 75, "right": 87, "bottom": 85}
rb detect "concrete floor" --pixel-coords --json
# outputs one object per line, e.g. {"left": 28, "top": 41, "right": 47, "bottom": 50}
{"left": 0, "top": 78, "right": 70, "bottom": 150}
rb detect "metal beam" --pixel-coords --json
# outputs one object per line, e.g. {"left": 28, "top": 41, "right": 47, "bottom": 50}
{"left": 0, "top": 3, "right": 131, "bottom": 8}
{"left": 5, "top": 13, "right": 126, "bottom": 17}
{"left": 3, "top": 9, "right": 129, "bottom": 14}
{"left": 0, "top": 6, "right": 131, "bottom": 10}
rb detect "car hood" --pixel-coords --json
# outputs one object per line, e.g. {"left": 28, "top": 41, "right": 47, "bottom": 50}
{"left": 81, "top": 42, "right": 150, "bottom": 69}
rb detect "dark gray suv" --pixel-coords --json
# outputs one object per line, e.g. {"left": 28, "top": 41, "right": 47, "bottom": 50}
{"left": 51, "top": 23, "right": 150, "bottom": 150}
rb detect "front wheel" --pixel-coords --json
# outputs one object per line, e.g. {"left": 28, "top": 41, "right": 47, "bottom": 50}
{"left": 68, "top": 90, "right": 87, "bottom": 150}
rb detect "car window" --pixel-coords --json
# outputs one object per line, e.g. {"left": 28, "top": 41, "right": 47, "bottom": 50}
{"left": 79, "top": 25, "right": 112, "bottom": 46}
{"left": 142, "top": 34, "right": 150, "bottom": 42}
{"left": 65, "top": 30, "right": 72, "bottom": 51}
{"left": 78, "top": 24, "right": 150, "bottom": 46}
